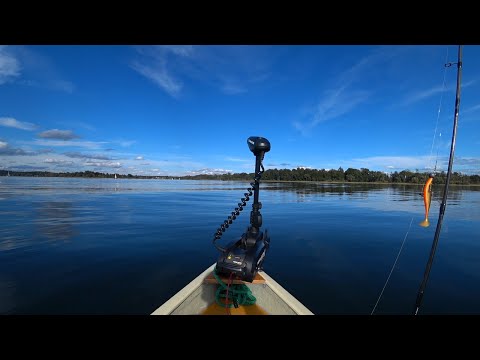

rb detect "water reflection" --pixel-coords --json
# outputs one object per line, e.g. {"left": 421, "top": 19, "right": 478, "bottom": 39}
{"left": 263, "top": 182, "right": 474, "bottom": 198}
{"left": 35, "top": 201, "right": 77, "bottom": 241}
{"left": 0, "top": 177, "right": 479, "bottom": 314}
{"left": 260, "top": 182, "right": 480, "bottom": 223}
{"left": 0, "top": 277, "right": 15, "bottom": 314}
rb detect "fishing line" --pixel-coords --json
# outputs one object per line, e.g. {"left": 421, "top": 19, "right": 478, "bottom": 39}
{"left": 413, "top": 45, "right": 463, "bottom": 315}
{"left": 370, "top": 217, "right": 414, "bottom": 315}
{"left": 429, "top": 46, "right": 450, "bottom": 174}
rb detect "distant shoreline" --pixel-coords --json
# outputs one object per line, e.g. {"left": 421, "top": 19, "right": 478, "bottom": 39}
{"left": 3, "top": 174, "right": 480, "bottom": 187}
{"left": 263, "top": 180, "right": 480, "bottom": 186}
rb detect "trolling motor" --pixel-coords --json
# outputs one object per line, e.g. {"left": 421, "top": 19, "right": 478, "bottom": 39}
{"left": 213, "top": 136, "right": 271, "bottom": 282}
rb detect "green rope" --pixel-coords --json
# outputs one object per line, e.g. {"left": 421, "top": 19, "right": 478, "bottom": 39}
{"left": 213, "top": 267, "right": 256, "bottom": 308}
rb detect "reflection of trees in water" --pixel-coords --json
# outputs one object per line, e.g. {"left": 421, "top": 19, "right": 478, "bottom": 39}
{"left": 264, "top": 182, "right": 468, "bottom": 198}
{"left": 264, "top": 183, "right": 377, "bottom": 200}
{"left": 35, "top": 201, "right": 76, "bottom": 241}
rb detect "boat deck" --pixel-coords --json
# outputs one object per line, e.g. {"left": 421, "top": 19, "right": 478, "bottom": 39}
{"left": 151, "top": 264, "right": 313, "bottom": 315}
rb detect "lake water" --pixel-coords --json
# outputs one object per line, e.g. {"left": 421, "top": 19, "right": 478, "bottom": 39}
{"left": 0, "top": 177, "right": 479, "bottom": 315}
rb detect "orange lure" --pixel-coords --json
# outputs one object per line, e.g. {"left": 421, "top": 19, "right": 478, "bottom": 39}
{"left": 419, "top": 175, "right": 434, "bottom": 227}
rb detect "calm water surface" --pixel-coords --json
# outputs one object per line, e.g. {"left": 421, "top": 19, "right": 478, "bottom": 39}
{"left": 0, "top": 177, "right": 479, "bottom": 315}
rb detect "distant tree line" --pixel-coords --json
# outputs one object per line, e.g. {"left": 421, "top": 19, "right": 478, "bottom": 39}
{"left": 181, "top": 167, "right": 480, "bottom": 185}
{"left": 1, "top": 168, "right": 479, "bottom": 184}
{"left": 0, "top": 170, "right": 169, "bottom": 180}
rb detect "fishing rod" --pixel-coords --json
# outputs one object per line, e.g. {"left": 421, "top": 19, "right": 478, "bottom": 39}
{"left": 413, "top": 45, "right": 463, "bottom": 315}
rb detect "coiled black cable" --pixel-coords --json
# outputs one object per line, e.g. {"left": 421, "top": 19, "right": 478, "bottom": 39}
{"left": 213, "top": 164, "right": 264, "bottom": 253}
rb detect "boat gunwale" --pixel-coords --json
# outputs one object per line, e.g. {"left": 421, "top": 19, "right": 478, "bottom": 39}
{"left": 151, "top": 263, "right": 314, "bottom": 315}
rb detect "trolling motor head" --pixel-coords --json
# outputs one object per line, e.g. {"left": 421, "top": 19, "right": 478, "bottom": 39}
{"left": 247, "top": 136, "right": 271, "bottom": 156}
{"left": 214, "top": 136, "right": 271, "bottom": 283}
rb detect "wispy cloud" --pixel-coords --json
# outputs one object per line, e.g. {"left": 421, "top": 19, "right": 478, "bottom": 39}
{"left": 0, "top": 46, "right": 75, "bottom": 93}
{"left": 130, "top": 46, "right": 191, "bottom": 97}
{"left": 38, "top": 148, "right": 53, "bottom": 154}
{"left": 2, "top": 148, "right": 208, "bottom": 176}
{"left": 38, "top": 129, "right": 80, "bottom": 140}
{"left": 294, "top": 89, "right": 370, "bottom": 136}
{"left": 0, "top": 117, "right": 37, "bottom": 131}
{"left": 9, "top": 165, "right": 48, "bottom": 171}
{"left": 402, "top": 85, "right": 445, "bottom": 106}
{"left": 186, "top": 168, "right": 232, "bottom": 175}
{"left": 0, "top": 46, "right": 21, "bottom": 84}
{"left": 64, "top": 151, "right": 113, "bottom": 160}
{"left": 401, "top": 78, "right": 477, "bottom": 107}
{"left": 462, "top": 103, "right": 480, "bottom": 115}
{"left": 351, "top": 155, "right": 437, "bottom": 171}
{"left": 43, "top": 158, "right": 73, "bottom": 165}
{"left": 84, "top": 161, "right": 122, "bottom": 168}
{"left": 131, "top": 60, "right": 182, "bottom": 98}
{"left": 29, "top": 139, "right": 108, "bottom": 149}
{"left": 161, "top": 45, "right": 195, "bottom": 57}
{"left": 131, "top": 45, "right": 273, "bottom": 97}
{"left": 49, "top": 80, "right": 75, "bottom": 93}
{"left": 292, "top": 48, "right": 395, "bottom": 136}
{"left": 221, "top": 83, "right": 247, "bottom": 95}
{"left": 454, "top": 157, "right": 480, "bottom": 167}
{"left": 116, "top": 140, "right": 136, "bottom": 147}
{"left": 62, "top": 120, "right": 96, "bottom": 132}
{"left": 225, "top": 157, "right": 249, "bottom": 162}
{"left": 134, "top": 156, "right": 144, "bottom": 160}
{"left": 345, "top": 154, "right": 480, "bottom": 174}
{"left": 0, "top": 144, "right": 33, "bottom": 156}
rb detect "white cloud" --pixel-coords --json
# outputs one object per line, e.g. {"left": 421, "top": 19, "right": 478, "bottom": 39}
{"left": 0, "top": 141, "right": 7, "bottom": 148}
{"left": 29, "top": 139, "right": 108, "bottom": 149}
{"left": 0, "top": 117, "right": 37, "bottom": 131}
{"left": 453, "top": 157, "right": 480, "bottom": 173}
{"left": 64, "top": 151, "right": 113, "bottom": 160}
{"left": 401, "top": 78, "right": 477, "bottom": 107}
{"left": 117, "top": 140, "right": 136, "bottom": 147}
{"left": 7, "top": 46, "right": 74, "bottom": 93}
{"left": 351, "top": 155, "right": 435, "bottom": 170}
{"left": 64, "top": 121, "right": 96, "bottom": 132}
{"left": 131, "top": 45, "right": 273, "bottom": 97}
{"left": 0, "top": 145, "right": 31, "bottom": 156}
{"left": 225, "top": 157, "right": 249, "bottom": 162}
{"left": 186, "top": 168, "right": 232, "bottom": 175}
{"left": 161, "top": 45, "right": 194, "bottom": 57}
{"left": 342, "top": 155, "right": 480, "bottom": 173}
{"left": 131, "top": 60, "right": 182, "bottom": 98}
{"left": 43, "top": 158, "right": 73, "bottom": 165}
{"left": 135, "top": 156, "right": 144, "bottom": 160}
{"left": 0, "top": 46, "right": 21, "bottom": 84}
{"left": 38, "top": 129, "right": 80, "bottom": 140}
{"left": 402, "top": 85, "right": 445, "bottom": 106}
{"left": 292, "top": 48, "right": 393, "bottom": 136}
{"left": 294, "top": 88, "right": 370, "bottom": 136}
{"left": 84, "top": 161, "right": 122, "bottom": 168}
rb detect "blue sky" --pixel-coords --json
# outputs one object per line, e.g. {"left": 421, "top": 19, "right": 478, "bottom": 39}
{"left": 1, "top": 45, "right": 479, "bottom": 176}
